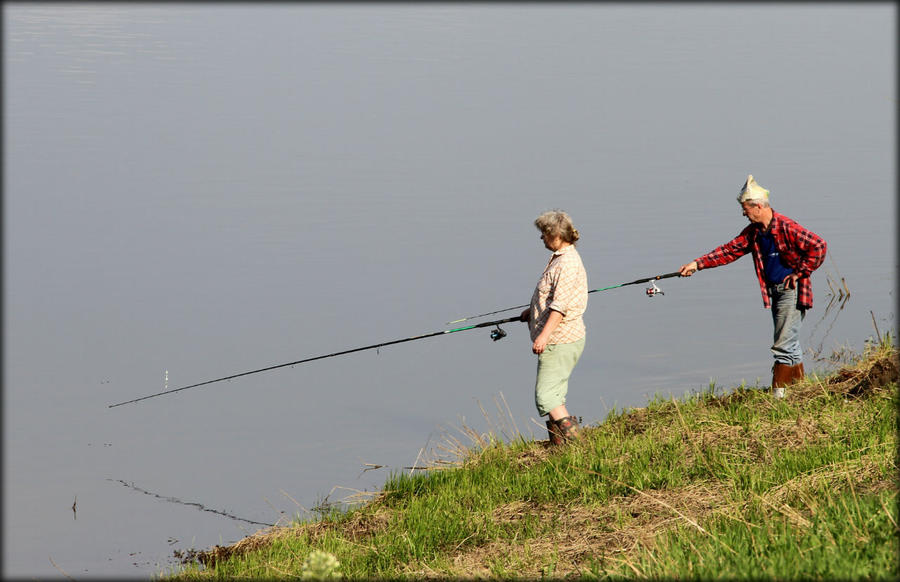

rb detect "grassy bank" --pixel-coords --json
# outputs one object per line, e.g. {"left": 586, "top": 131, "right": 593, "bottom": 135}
{"left": 167, "top": 338, "right": 898, "bottom": 580}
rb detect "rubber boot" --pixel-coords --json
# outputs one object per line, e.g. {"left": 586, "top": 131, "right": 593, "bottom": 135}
{"left": 555, "top": 416, "right": 582, "bottom": 442}
{"left": 546, "top": 420, "right": 564, "bottom": 446}
{"left": 771, "top": 362, "right": 793, "bottom": 399}
{"left": 790, "top": 362, "right": 805, "bottom": 383}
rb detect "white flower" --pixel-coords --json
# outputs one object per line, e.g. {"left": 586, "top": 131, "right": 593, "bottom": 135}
{"left": 300, "top": 550, "right": 342, "bottom": 580}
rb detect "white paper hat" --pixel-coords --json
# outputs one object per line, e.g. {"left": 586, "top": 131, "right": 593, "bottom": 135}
{"left": 737, "top": 174, "right": 770, "bottom": 203}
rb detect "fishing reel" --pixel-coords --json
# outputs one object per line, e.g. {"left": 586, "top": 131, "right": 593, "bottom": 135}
{"left": 645, "top": 281, "right": 665, "bottom": 297}
{"left": 490, "top": 325, "right": 508, "bottom": 341}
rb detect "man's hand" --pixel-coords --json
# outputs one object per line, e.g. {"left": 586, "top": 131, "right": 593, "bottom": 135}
{"left": 783, "top": 273, "right": 800, "bottom": 289}
{"left": 679, "top": 261, "right": 698, "bottom": 277}
{"left": 520, "top": 308, "right": 530, "bottom": 322}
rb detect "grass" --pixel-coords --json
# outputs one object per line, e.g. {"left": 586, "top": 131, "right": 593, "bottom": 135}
{"left": 165, "top": 336, "right": 898, "bottom": 580}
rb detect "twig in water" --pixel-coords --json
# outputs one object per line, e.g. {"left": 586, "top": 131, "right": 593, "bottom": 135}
{"left": 49, "top": 556, "right": 75, "bottom": 580}
{"left": 409, "top": 448, "right": 424, "bottom": 477}
{"left": 262, "top": 496, "right": 286, "bottom": 522}
{"left": 279, "top": 489, "right": 305, "bottom": 511}
{"left": 871, "top": 311, "right": 882, "bottom": 343}
{"left": 807, "top": 259, "right": 852, "bottom": 361}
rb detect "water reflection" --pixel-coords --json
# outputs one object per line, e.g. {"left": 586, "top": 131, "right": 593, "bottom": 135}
{"left": 107, "top": 479, "right": 277, "bottom": 528}
{"left": 806, "top": 260, "right": 853, "bottom": 363}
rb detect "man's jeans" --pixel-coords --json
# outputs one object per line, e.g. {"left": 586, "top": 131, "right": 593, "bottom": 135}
{"left": 769, "top": 282, "right": 806, "bottom": 365}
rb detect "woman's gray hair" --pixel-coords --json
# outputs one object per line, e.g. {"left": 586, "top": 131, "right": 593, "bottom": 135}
{"left": 534, "top": 209, "right": 580, "bottom": 244}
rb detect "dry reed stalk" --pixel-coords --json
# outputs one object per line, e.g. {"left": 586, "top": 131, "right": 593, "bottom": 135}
{"left": 761, "top": 454, "right": 893, "bottom": 507}
{"left": 753, "top": 492, "right": 813, "bottom": 529}
{"left": 580, "top": 468, "right": 715, "bottom": 540}
{"left": 48, "top": 556, "right": 75, "bottom": 581}
{"left": 498, "top": 391, "right": 521, "bottom": 439}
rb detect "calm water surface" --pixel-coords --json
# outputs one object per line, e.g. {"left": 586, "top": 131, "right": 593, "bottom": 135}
{"left": 3, "top": 4, "right": 895, "bottom": 578}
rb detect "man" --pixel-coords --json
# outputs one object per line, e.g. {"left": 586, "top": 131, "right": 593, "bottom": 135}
{"left": 678, "top": 175, "right": 827, "bottom": 398}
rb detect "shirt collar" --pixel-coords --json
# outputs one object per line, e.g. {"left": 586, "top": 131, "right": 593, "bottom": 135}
{"left": 553, "top": 244, "right": 576, "bottom": 257}
{"left": 765, "top": 209, "right": 782, "bottom": 233}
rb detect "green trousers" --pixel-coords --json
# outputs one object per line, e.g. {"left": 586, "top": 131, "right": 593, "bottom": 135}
{"left": 534, "top": 338, "right": 585, "bottom": 416}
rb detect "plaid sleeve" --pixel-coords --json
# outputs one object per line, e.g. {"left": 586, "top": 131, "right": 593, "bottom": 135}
{"left": 696, "top": 226, "right": 754, "bottom": 270}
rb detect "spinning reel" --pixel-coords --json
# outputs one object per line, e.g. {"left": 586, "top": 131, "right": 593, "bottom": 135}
{"left": 645, "top": 281, "right": 665, "bottom": 297}
{"left": 490, "top": 325, "right": 508, "bottom": 341}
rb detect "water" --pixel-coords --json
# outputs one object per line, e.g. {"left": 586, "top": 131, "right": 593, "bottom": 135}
{"left": 3, "top": 4, "right": 895, "bottom": 578}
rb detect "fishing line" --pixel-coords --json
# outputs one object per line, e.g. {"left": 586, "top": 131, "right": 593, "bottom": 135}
{"left": 108, "top": 315, "right": 521, "bottom": 409}
{"left": 446, "top": 271, "right": 683, "bottom": 324}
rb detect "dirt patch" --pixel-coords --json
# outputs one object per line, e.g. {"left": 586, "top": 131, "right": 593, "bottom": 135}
{"left": 795, "top": 348, "right": 899, "bottom": 401}
{"left": 622, "top": 407, "right": 650, "bottom": 435}
{"left": 764, "top": 415, "right": 831, "bottom": 449}
{"left": 340, "top": 506, "right": 393, "bottom": 540}
{"left": 185, "top": 525, "right": 297, "bottom": 567}
{"left": 842, "top": 352, "right": 899, "bottom": 395}
{"left": 512, "top": 445, "right": 553, "bottom": 468}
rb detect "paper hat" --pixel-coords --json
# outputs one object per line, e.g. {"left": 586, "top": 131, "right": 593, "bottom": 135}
{"left": 737, "top": 174, "right": 770, "bottom": 203}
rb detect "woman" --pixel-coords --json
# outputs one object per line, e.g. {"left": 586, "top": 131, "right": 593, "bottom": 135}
{"left": 520, "top": 210, "right": 588, "bottom": 445}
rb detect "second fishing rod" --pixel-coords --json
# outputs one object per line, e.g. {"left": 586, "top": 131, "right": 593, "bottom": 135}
{"left": 108, "top": 315, "right": 521, "bottom": 409}
{"left": 447, "top": 270, "right": 683, "bottom": 324}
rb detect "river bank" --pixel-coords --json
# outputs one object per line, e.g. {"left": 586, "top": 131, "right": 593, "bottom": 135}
{"left": 167, "top": 338, "right": 898, "bottom": 579}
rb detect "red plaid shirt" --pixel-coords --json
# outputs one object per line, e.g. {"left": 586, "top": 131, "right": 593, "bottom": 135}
{"left": 695, "top": 211, "right": 827, "bottom": 309}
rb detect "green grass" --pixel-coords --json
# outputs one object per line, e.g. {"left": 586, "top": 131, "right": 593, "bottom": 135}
{"left": 165, "top": 338, "right": 898, "bottom": 580}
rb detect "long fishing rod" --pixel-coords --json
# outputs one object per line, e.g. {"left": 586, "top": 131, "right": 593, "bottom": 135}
{"left": 447, "top": 271, "right": 683, "bottom": 324}
{"left": 108, "top": 315, "right": 522, "bottom": 409}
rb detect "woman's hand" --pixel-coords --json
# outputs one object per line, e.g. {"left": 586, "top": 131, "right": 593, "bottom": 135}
{"left": 532, "top": 310, "right": 563, "bottom": 354}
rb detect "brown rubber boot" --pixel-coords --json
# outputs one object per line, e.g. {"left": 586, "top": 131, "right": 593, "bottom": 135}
{"left": 555, "top": 416, "right": 582, "bottom": 442}
{"left": 546, "top": 420, "right": 564, "bottom": 446}
{"left": 790, "top": 362, "right": 805, "bottom": 383}
{"left": 772, "top": 362, "right": 793, "bottom": 398}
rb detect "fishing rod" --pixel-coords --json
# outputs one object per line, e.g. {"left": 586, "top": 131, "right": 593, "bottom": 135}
{"left": 108, "top": 315, "right": 521, "bottom": 409}
{"left": 447, "top": 271, "right": 683, "bottom": 324}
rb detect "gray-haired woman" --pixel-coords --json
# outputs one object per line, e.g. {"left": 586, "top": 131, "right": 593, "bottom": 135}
{"left": 520, "top": 210, "right": 588, "bottom": 445}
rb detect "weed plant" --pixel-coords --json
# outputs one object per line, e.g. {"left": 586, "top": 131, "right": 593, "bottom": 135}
{"left": 167, "top": 338, "right": 898, "bottom": 580}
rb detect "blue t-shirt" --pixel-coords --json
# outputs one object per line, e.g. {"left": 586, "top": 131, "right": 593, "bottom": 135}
{"left": 758, "top": 231, "right": 794, "bottom": 284}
